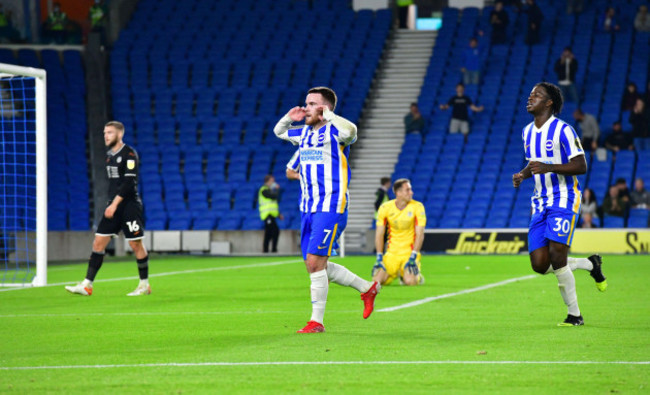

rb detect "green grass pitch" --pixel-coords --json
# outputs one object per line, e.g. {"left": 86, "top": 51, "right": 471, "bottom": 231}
{"left": 1, "top": 254, "right": 648, "bottom": 394}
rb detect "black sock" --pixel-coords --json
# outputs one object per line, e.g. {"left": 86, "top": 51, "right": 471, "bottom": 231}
{"left": 137, "top": 256, "right": 149, "bottom": 280}
{"left": 85, "top": 251, "right": 105, "bottom": 282}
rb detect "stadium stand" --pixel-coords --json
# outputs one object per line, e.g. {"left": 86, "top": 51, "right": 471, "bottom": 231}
{"left": 0, "top": 48, "right": 90, "bottom": 231}
{"left": 110, "top": 0, "right": 391, "bottom": 231}
{"left": 394, "top": 0, "right": 650, "bottom": 229}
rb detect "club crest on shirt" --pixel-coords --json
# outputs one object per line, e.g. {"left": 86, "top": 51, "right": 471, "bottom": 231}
{"left": 116, "top": 156, "right": 122, "bottom": 163}
{"left": 407, "top": 211, "right": 413, "bottom": 217}
{"left": 127, "top": 159, "right": 135, "bottom": 170}
{"left": 545, "top": 140, "right": 554, "bottom": 151}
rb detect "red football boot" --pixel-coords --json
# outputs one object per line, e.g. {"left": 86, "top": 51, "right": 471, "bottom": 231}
{"left": 361, "top": 281, "right": 380, "bottom": 319}
{"left": 297, "top": 320, "right": 325, "bottom": 333}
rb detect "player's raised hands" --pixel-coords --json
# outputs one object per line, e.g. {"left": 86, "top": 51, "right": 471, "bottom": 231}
{"left": 288, "top": 106, "right": 306, "bottom": 122}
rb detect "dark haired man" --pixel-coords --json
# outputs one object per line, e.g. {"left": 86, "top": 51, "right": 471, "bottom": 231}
{"left": 273, "top": 86, "right": 380, "bottom": 333}
{"left": 374, "top": 177, "right": 391, "bottom": 220}
{"left": 373, "top": 179, "right": 426, "bottom": 286}
{"left": 66, "top": 121, "right": 151, "bottom": 296}
{"left": 512, "top": 83, "right": 606, "bottom": 327}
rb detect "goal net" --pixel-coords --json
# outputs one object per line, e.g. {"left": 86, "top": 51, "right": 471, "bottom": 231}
{"left": 0, "top": 63, "right": 47, "bottom": 287}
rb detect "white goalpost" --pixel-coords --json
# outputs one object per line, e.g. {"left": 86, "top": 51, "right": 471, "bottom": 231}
{"left": 0, "top": 62, "right": 47, "bottom": 287}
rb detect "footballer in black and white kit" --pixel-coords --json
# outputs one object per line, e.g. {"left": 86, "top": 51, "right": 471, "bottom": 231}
{"left": 96, "top": 143, "right": 145, "bottom": 240}
{"left": 65, "top": 121, "right": 152, "bottom": 297}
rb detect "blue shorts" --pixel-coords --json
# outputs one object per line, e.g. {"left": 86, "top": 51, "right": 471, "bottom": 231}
{"left": 300, "top": 211, "right": 348, "bottom": 260}
{"left": 528, "top": 207, "right": 578, "bottom": 253}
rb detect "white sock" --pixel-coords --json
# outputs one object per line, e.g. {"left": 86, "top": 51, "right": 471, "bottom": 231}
{"left": 568, "top": 257, "right": 593, "bottom": 272}
{"left": 326, "top": 262, "right": 372, "bottom": 293}
{"left": 309, "top": 269, "right": 329, "bottom": 324}
{"left": 139, "top": 278, "right": 149, "bottom": 286}
{"left": 82, "top": 279, "right": 92, "bottom": 287}
{"left": 544, "top": 265, "right": 553, "bottom": 274}
{"left": 554, "top": 266, "right": 580, "bottom": 316}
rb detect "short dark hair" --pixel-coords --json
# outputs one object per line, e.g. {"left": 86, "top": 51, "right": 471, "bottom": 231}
{"left": 535, "top": 82, "right": 563, "bottom": 115}
{"left": 105, "top": 120, "right": 125, "bottom": 133}
{"left": 392, "top": 178, "right": 410, "bottom": 194}
{"left": 456, "top": 83, "right": 465, "bottom": 89}
{"left": 264, "top": 174, "right": 273, "bottom": 183}
{"left": 410, "top": 102, "right": 418, "bottom": 107}
{"left": 308, "top": 86, "right": 337, "bottom": 111}
{"left": 380, "top": 177, "right": 391, "bottom": 185}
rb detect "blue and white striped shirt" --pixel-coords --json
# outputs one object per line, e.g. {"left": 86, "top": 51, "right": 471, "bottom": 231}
{"left": 522, "top": 115, "right": 584, "bottom": 214}
{"left": 286, "top": 149, "right": 300, "bottom": 173}
{"left": 274, "top": 111, "right": 357, "bottom": 213}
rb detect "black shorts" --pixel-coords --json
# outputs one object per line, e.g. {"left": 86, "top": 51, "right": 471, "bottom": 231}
{"left": 96, "top": 200, "right": 145, "bottom": 240}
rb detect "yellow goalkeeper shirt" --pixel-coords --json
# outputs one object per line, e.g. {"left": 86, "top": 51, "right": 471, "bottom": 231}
{"left": 376, "top": 199, "right": 426, "bottom": 253}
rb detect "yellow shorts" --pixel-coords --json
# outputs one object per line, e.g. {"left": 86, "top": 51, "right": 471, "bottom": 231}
{"left": 383, "top": 251, "right": 421, "bottom": 286}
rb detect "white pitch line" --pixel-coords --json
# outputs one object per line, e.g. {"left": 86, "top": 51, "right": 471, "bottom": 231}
{"left": 377, "top": 275, "right": 538, "bottom": 312}
{"left": 0, "top": 259, "right": 302, "bottom": 292}
{"left": 1, "top": 360, "right": 648, "bottom": 370}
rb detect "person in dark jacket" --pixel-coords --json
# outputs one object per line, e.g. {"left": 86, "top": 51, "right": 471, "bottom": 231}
{"left": 524, "top": 0, "right": 544, "bottom": 45}
{"left": 554, "top": 47, "right": 578, "bottom": 103}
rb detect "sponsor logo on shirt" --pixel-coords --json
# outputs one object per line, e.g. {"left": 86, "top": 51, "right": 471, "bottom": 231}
{"left": 300, "top": 149, "right": 324, "bottom": 163}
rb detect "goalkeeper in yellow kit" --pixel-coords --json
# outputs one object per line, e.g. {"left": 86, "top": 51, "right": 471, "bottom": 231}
{"left": 373, "top": 178, "right": 426, "bottom": 286}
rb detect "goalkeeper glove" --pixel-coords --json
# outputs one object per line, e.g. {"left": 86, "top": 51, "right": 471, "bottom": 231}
{"left": 372, "top": 253, "right": 386, "bottom": 276}
{"left": 404, "top": 251, "right": 419, "bottom": 276}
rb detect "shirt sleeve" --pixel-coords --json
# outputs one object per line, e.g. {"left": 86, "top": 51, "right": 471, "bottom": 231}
{"left": 273, "top": 114, "right": 302, "bottom": 146}
{"left": 286, "top": 149, "right": 300, "bottom": 171}
{"left": 324, "top": 108, "right": 357, "bottom": 146}
{"left": 414, "top": 202, "right": 427, "bottom": 228}
{"left": 117, "top": 149, "right": 138, "bottom": 199}
{"left": 559, "top": 124, "right": 584, "bottom": 160}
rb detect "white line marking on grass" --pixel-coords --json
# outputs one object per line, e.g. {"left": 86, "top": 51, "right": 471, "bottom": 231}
{"left": 0, "top": 310, "right": 301, "bottom": 318}
{"left": 1, "top": 360, "right": 648, "bottom": 370}
{"left": 0, "top": 259, "right": 302, "bottom": 292}
{"left": 378, "top": 275, "right": 537, "bottom": 312}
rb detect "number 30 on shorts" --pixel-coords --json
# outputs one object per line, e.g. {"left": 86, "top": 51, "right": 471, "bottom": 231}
{"left": 552, "top": 218, "right": 571, "bottom": 234}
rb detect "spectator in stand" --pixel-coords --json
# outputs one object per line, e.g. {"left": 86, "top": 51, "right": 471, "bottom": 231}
{"left": 43, "top": 2, "right": 69, "bottom": 44}
{"left": 580, "top": 188, "right": 598, "bottom": 228}
{"left": 634, "top": 5, "right": 650, "bottom": 32}
{"left": 645, "top": 82, "right": 650, "bottom": 106}
{"left": 573, "top": 109, "right": 600, "bottom": 151}
{"left": 524, "top": 0, "right": 544, "bottom": 45}
{"left": 631, "top": 178, "right": 650, "bottom": 209}
{"left": 599, "top": 7, "right": 620, "bottom": 33}
{"left": 461, "top": 37, "right": 483, "bottom": 86}
{"left": 621, "top": 82, "right": 641, "bottom": 112}
{"left": 554, "top": 47, "right": 579, "bottom": 103}
{"left": 490, "top": 1, "right": 510, "bottom": 45}
{"left": 567, "top": 0, "right": 584, "bottom": 15}
{"left": 604, "top": 121, "right": 634, "bottom": 152}
{"left": 374, "top": 177, "right": 391, "bottom": 220}
{"left": 602, "top": 185, "right": 625, "bottom": 218}
{"left": 630, "top": 98, "right": 650, "bottom": 139}
{"left": 439, "top": 83, "right": 484, "bottom": 141}
{"left": 0, "top": 3, "right": 20, "bottom": 43}
{"left": 404, "top": 103, "right": 425, "bottom": 134}
{"left": 615, "top": 178, "right": 631, "bottom": 210}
